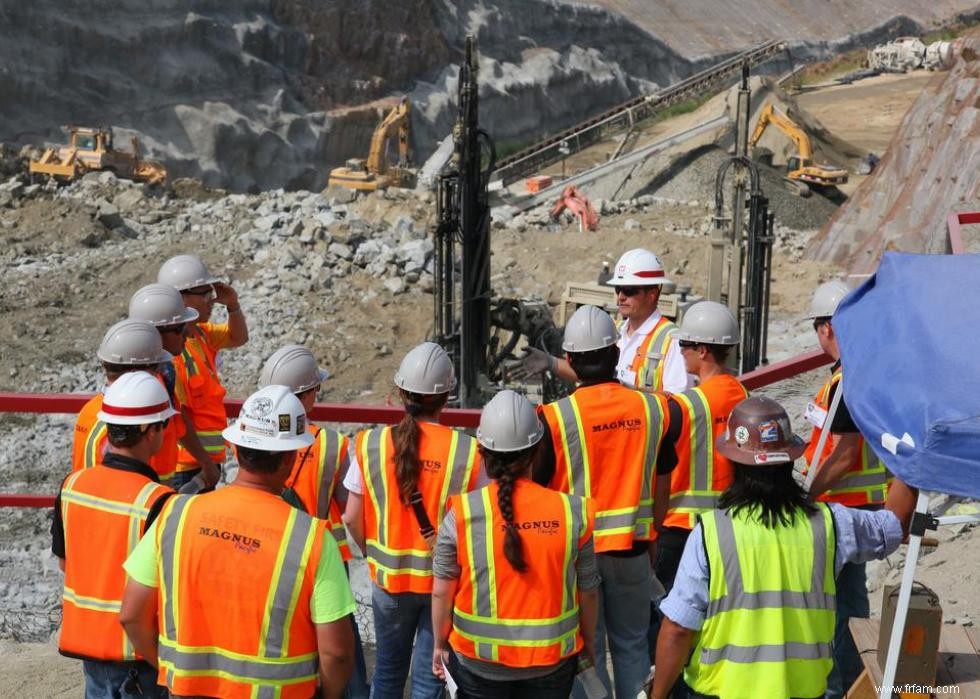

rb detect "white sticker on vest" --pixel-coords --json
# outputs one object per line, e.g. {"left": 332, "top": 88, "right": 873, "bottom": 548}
{"left": 804, "top": 401, "right": 828, "bottom": 429}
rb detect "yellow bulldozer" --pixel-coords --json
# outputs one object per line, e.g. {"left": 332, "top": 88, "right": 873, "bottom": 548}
{"left": 29, "top": 126, "right": 167, "bottom": 186}
{"left": 748, "top": 103, "right": 847, "bottom": 196}
{"left": 328, "top": 98, "right": 414, "bottom": 191}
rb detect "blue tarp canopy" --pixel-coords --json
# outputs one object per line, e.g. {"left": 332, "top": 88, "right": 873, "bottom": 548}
{"left": 833, "top": 252, "right": 980, "bottom": 499}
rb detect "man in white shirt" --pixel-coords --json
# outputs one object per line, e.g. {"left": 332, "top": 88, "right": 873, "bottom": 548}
{"left": 511, "top": 248, "right": 689, "bottom": 394}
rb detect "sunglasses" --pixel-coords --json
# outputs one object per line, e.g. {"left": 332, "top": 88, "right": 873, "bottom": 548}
{"left": 678, "top": 340, "right": 699, "bottom": 349}
{"left": 159, "top": 324, "right": 187, "bottom": 335}
{"left": 614, "top": 286, "right": 643, "bottom": 297}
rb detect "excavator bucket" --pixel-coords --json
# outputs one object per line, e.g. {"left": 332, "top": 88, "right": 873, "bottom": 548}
{"left": 550, "top": 185, "right": 600, "bottom": 232}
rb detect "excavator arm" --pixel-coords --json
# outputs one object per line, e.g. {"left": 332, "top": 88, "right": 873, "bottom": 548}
{"left": 748, "top": 103, "right": 813, "bottom": 161}
{"left": 365, "top": 97, "right": 411, "bottom": 176}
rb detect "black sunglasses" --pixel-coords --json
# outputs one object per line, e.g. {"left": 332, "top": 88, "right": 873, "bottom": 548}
{"left": 614, "top": 286, "right": 643, "bottom": 297}
{"left": 159, "top": 324, "right": 187, "bottom": 335}
{"left": 678, "top": 340, "right": 699, "bottom": 349}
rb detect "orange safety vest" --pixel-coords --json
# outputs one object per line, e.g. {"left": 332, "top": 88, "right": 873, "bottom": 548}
{"left": 155, "top": 489, "right": 326, "bottom": 699}
{"left": 71, "top": 385, "right": 183, "bottom": 482}
{"left": 175, "top": 325, "right": 228, "bottom": 469}
{"left": 71, "top": 394, "right": 108, "bottom": 472}
{"left": 624, "top": 315, "right": 678, "bottom": 393}
{"left": 449, "top": 480, "right": 592, "bottom": 667}
{"left": 285, "top": 424, "right": 352, "bottom": 561}
{"left": 540, "top": 382, "right": 667, "bottom": 552}
{"left": 803, "top": 368, "right": 890, "bottom": 507}
{"left": 356, "top": 422, "right": 479, "bottom": 593}
{"left": 665, "top": 374, "right": 749, "bottom": 530}
{"left": 59, "top": 465, "right": 171, "bottom": 661}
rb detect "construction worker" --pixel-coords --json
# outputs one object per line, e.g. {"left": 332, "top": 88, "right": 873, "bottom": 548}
{"left": 53, "top": 371, "right": 176, "bottom": 698}
{"left": 534, "top": 305, "right": 671, "bottom": 699}
{"left": 432, "top": 390, "right": 600, "bottom": 697}
{"left": 651, "top": 396, "right": 917, "bottom": 699}
{"left": 128, "top": 283, "right": 218, "bottom": 488}
{"left": 511, "top": 249, "right": 689, "bottom": 394}
{"left": 648, "top": 301, "right": 748, "bottom": 669}
{"left": 343, "top": 342, "right": 482, "bottom": 699}
{"left": 71, "top": 318, "right": 173, "bottom": 473}
{"left": 119, "top": 384, "right": 356, "bottom": 699}
{"left": 259, "top": 344, "right": 370, "bottom": 699}
{"left": 158, "top": 254, "right": 248, "bottom": 490}
{"left": 801, "top": 280, "right": 891, "bottom": 698}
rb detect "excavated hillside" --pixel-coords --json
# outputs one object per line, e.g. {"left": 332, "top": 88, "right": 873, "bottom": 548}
{"left": 807, "top": 32, "right": 980, "bottom": 269}
{"left": 1, "top": 0, "right": 978, "bottom": 190}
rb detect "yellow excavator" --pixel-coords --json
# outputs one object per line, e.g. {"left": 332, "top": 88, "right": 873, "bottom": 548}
{"left": 328, "top": 97, "right": 414, "bottom": 191}
{"left": 748, "top": 103, "right": 847, "bottom": 196}
{"left": 29, "top": 126, "right": 167, "bottom": 186}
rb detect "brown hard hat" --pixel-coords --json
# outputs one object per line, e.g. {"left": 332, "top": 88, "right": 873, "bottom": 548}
{"left": 716, "top": 396, "right": 806, "bottom": 466}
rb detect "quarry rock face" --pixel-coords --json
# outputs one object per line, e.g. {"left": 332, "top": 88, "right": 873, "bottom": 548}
{"left": 807, "top": 35, "right": 980, "bottom": 271}
{"left": 1, "top": 0, "right": 977, "bottom": 191}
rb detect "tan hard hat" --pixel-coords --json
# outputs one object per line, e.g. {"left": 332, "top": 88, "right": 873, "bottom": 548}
{"left": 259, "top": 345, "right": 328, "bottom": 395}
{"left": 716, "top": 396, "right": 805, "bottom": 466}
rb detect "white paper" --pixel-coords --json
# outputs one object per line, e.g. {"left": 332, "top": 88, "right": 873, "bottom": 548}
{"left": 442, "top": 657, "right": 458, "bottom": 699}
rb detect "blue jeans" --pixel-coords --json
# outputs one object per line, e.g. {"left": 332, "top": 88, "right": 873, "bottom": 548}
{"left": 448, "top": 651, "right": 578, "bottom": 699}
{"left": 347, "top": 613, "right": 371, "bottom": 699}
{"left": 82, "top": 659, "right": 166, "bottom": 699}
{"left": 370, "top": 584, "right": 442, "bottom": 699}
{"left": 575, "top": 552, "right": 651, "bottom": 699}
{"left": 825, "top": 561, "right": 869, "bottom": 699}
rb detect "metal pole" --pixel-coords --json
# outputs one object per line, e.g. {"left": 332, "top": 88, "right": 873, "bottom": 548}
{"left": 878, "top": 491, "right": 931, "bottom": 699}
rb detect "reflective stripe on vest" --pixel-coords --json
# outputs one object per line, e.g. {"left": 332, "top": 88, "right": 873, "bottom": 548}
{"left": 454, "top": 487, "right": 583, "bottom": 661}
{"left": 551, "top": 391, "right": 663, "bottom": 544}
{"left": 686, "top": 504, "right": 836, "bottom": 698}
{"left": 632, "top": 317, "right": 676, "bottom": 392}
{"left": 84, "top": 420, "right": 107, "bottom": 469}
{"left": 360, "top": 426, "right": 475, "bottom": 589}
{"left": 807, "top": 371, "right": 890, "bottom": 506}
{"left": 158, "top": 495, "right": 320, "bottom": 687}
{"left": 61, "top": 472, "right": 165, "bottom": 660}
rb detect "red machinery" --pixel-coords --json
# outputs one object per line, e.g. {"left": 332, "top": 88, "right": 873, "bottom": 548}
{"left": 550, "top": 185, "right": 599, "bottom": 232}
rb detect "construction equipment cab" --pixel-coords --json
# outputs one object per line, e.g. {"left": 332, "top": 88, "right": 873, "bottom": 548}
{"left": 29, "top": 126, "right": 167, "bottom": 186}
{"left": 328, "top": 97, "right": 414, "bottom": 191}
{"left": 748, "top": 103, "right": 847, "bottom": 195}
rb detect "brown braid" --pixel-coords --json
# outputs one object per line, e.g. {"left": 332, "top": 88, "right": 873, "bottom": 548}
{"left": 482, "top": 444, "right": 537, "bottom": 573}
{"left": 392, "top": 389, "right": 449, "bottom": 506}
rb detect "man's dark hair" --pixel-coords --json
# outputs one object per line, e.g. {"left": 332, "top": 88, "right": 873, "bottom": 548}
{"left": 102, "top": 362, "right": 159, "bottom": 382}
{"left": 717, "top": 463, "right": 815, "bottom": 528}
{"left": 567, "top": 345, "right": 619, "bottom": 382}
{"left": 106, "top": 423, "right": 146, "bottom": 448}
{"left": 704, "top": 344, "right": 731, "bottom": 364}
{"left": 237, "top": 445, "right": 286, "bottom": 473}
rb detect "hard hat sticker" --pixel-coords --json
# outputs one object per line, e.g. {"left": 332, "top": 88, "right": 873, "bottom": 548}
{"left": 296, "top": 414, "right": 306, "bottom": 435}
{"left": 754, "top": 452, "right": 790, "bottom": 464}
{"left": 734, "top": 426, "right": 750, "bottom": 445}
{"left": 278, "top": 414, "right": 290, "bottom": 432}
{"left": 758, "top": 420, "right": 780, "bottom": 443}
{"left": 249, "top": 397, "right": 273, "bottom": 417}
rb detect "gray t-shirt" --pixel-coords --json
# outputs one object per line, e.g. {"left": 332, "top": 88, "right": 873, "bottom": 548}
{"left": 433, "top": 507, "right": 600, "bottom": 680}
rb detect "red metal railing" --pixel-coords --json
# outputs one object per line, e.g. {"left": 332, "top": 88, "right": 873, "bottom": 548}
{"left": 945, "top": 210, "right": 980, "bottom": 255}
{"left": 0, "top": 348, "right": 832, "bottom": 508}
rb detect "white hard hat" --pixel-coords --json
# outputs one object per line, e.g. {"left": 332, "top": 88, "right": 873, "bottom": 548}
{"left": 97, "top": 371, "right": 178, "bottom": 426}
{"left": 675, "top": 301, "right": 740, "bottom": 346}
{"left": 222, "top": 385, "right": 314, "bottom": 452}
{"left": 97, "top": 319, "right": 173, "bottom": 365}
{"left": 158, "top": 254, "right": 219, "bottom": 292}
{"left": 807, "top": 280, "right": 850, "bottom": 320}
{"left": 604, "top": 248, "right": 672, "bottom": 287}
{"left": 562, "top": 305, "right": 618, "bottom": 353}
{"left": 477, "top": 390, "right": 544, "bottom": 453}
{"left": 394, "top": 342, "right": 455, "bottom": 395}
{"left": 128, "top": 284, "right": 199, "bottom": 327}
{"left": 259, "top": 345, "right": 329, "bottom": 395}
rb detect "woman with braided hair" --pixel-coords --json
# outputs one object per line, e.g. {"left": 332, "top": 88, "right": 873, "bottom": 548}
{"left": 431, "top": 390, "right": 600, "bottom": 699}
{"left": 343, "top": 342, "right": 482, "bottom": 699}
